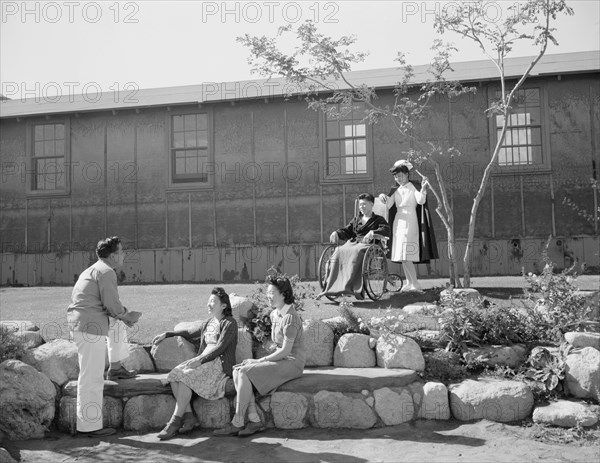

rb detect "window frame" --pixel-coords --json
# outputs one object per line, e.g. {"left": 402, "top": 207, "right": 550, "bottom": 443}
{"left": 26, "top": 117, "right": 71, "bottom": 197}
{"left": 488, "top": 83, "right": 551, "bottom": 175}
{"left": 320, "top": 103, "right": 374, "bottom": 184}
{"left": 166, "top": 106, "right": 214, "bottom": 190}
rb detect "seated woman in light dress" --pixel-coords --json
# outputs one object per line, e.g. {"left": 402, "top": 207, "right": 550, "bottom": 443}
{"left": 152, "top": 287, "right": 238, "bottom": 440}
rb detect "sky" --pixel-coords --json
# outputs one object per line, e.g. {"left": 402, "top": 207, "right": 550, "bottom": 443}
{"left": 1, "top": 0, "right": 599, "bottom": 100}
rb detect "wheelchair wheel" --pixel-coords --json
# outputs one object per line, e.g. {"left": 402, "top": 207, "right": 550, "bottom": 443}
{"left": 363, "top": 245, "right": 388, "bottom": 301}
{"left": 386, "top": 273, "right": 403, "bottom": 293}
{"left": 317, "top": 244, "right": 339, "bottom": 302}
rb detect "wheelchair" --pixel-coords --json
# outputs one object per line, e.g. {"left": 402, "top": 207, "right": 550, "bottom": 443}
{"left": 318, "top": 198, "right": 403, "bottom": 302}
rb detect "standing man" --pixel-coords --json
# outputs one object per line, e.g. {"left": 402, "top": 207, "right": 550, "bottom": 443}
{"left": 67, "top": 236, "right": 141, "bottom": 436}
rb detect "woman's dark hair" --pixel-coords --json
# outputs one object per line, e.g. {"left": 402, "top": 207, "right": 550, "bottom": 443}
{"left": 391, "top": 165, "right": 410, "bottom": 175}
{"left": 96, "top": 236, "right": 121, "bottom": 258}
{"left": 266, "top": 276, "right": 295, "bottom": 305}
{"left": 211, "top": 287, "right": 232, "bottom": 316}
{"left": 357, "top": 193, "right": 375, "bottom": 204}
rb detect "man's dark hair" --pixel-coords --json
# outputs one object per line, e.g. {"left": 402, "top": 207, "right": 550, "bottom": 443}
{"left": 96, "top": 236, "right": 121, "bottom": 258}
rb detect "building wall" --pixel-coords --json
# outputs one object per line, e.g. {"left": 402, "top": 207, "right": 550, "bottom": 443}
{"left": 1, "top": 73, "right": 598, "bottom": 285}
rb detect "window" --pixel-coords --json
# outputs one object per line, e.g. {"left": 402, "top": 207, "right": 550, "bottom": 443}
{"left": 28, "top": 120, "right": 70, "bottom": 195}
{"left": 323, "top": 103, "right": 372, "bottom": 181}
{"left": 171, "top": 112, "right": 210, "bottom": 184}
{"left": 491, "top": 87, "right": 550, "bottom": 171}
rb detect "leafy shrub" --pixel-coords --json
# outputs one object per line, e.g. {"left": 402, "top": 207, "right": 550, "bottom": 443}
{"left": 247, "top": 266, "right": 316, "bottom": 343}
{"left": 422, "top": 349, "right": 468, "bottom": 383}
{"left": 0, "top": 326, "right": 28, "bottom": 363}
{"left": 326, "top": 301, "right": 370, "bottom": 345}
{"left": 522, "top": 343, "right": 573, "bottom": 399}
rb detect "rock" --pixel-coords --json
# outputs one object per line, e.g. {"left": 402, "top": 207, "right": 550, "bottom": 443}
{"left": 312, "top": 391, "right": 377, "bottom": 429}
{"left": 12, "top": 331, "right": 44, "bottom": 349}
{"left": 440, "top": 288, "right": 481, "bottom": 303}
{"left": 271, "top": 392, "right": 309, "bottom": 429}
{"left": 193, "top": 397, "right": 232, "bottom": 429}
{"left": 229, "top": 294, "right": 255, "bottom": 323}
{"left": 463, "top": 345, "right": 528, "bottom": 369}
{"left": 532, "top": 400, "right": 599, "bottom": 428}
{"left": 376, "top": 334, "right": 425, "bottom": 371}
{"left": 123, "top": 394, "right": 175, "bottom": 431}
{"left": 368, "top": 338, "right": 377, "bottom": 349}
{"left": 419, "top": 382, "right": 451, "bottom": 420}
{"left": 21, "top": 339, "right": 79, "bottom": 386}
{"left": 0, "top": 448, "right": 17, "bottom": 463}
{"left": 57, "top": 396, "right": 123, "bottom": 433}
{"left": 150, "top": 337, "right": 196, "bottom": 372}
{"left": 402, "top": 303, "right": 439, "bottom": 315}
{"left": 373, "top": 387, "right": 414, "bottom": 425}
{"left": 0, "top": 360, "right": 56, "bottom": 440}
{"left": 236, "top": 328, "right": 253, "bottom": 363}
{"left": 121, "top": 343, "right": 155, "bottom": 373}
{"left": 565, "top": 347, "right": 600, "bottom": 401}
{"left": 449, "top": 378, "right": 533, "bottom": 422}
{"left": 173, "top": 320, "right": 204, "bottom": 338}
{"left": 564, "top": 332, "right": 600, "bottom": 350}
{"left": 0, "top": 320, "right": 39, "bottom": 332}
{"left": 303, "top": 319, "right": 334, "bottom": 367}
{"left": 334, "top": 334, "right": 376, "bottom": 367}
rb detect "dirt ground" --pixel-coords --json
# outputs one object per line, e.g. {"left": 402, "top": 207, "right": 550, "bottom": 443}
{"left": 3, "top": 420, "right": 599, "bottom": 463}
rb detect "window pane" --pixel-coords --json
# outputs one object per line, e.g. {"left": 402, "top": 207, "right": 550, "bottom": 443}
{"left": 197, "top": 132, "right": 208, "bottom": 147}
{"left": 327, "top": 140, "right": 340, "bottom": 157}
{"left": 356, "top": 156, "right": 367, "bottom": 173}
{"left": 496, "top": 114, "right": 505, "bottom": 126}
{"left": 354, "top": 124, "right": 366, "bottom": 137}
{"left": 35, "top": 141, "right": 44, "bottom": 156}
{"left": 186, "top": 155, "right": 198, "bottom": 174}
{"left": 176, "top": 156, "right": 185, "bottom": 174}
{"left": 184, "top": 114, "right": 196, "bottom": 131}
{"left": 509, "top": 114, "right": 519, "bottom": 125}
{"left": 514, "top": 147, "right": 529, "bottom": 164}
{"left": 502, "top": 130, "right": 512, "bottom": 146}
{"left": 44, "top": 141, "right": 55, "bottom": 156}
{"left": 528, "top": 108, "right": 541, "bottom": 125}
{"left": 517, "top": 129, "right": 528, "bottom": 145}
{"left": 34, "top": 125, "right": 44, "bottom": 141}
{"left": 516, "top": 113, "right": 527, "bottom": 125}
{"left": 343, "top": 123, "right": 353, "bottom": 137}
{"left": 532, "top": 146, "right": 542, "bottom": 164}
{"left": 44, "top": 125, "right": 54, "bottom": 139}
{"left": 326, "top": 121, "right": 339, "bottom": 138}
{"left": 530, "top": 128, "right": 542, "bottom": 145}
{"left": 344, "top": 157, "right": 353, "bottom": 174}
{"left": 55, "top": 139, "right": 65, "bottom": 155}
{"left": 498, "top": 148, "right": 508, "bottom": 165}
{"left": 173, "top": 132, "right": 185, "bottom": 148}
{"left": 196, "top": 114, "right": 208, "bottom": 131}
{"left": 355, "top": 139, "right": 366, "bottom": 155}
{"left": 173, "top": 115, "right": 184, "bottom": 132}
{"left": 184, "top": 131, "right": 196, "bottom": 148}
{"left": 55, "top": 124, "right": 64, "bottom": 140}
{"left": 344, "top": 140, "right": 353, "bottom": 155}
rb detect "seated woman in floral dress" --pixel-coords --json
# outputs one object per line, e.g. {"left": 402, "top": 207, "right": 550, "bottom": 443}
{"left": 214, "top": 276, "right": 305, "bottom": 437}
{"left": 152, "top": 287, "right": 238, "bottom": 440}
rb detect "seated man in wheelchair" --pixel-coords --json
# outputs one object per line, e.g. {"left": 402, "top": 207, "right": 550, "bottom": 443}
{"left": 318, "top": 193, "right": 390, "bottom": 300}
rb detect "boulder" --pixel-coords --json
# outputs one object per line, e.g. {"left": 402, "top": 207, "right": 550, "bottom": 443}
{"left": 21, "top": 338, "right": 79, "bottom": 386}
{"left": 236, "top": 328, "right": 254, "bottom": 363}
{"left": 463, "top": 345, "right": 528, "bottom": 369}
{"left": 57, "top": 396, "right": 123, "bottom": 433}
{"left": 373, "top": 387, "right": 414, "bottom": 425}
{"left": 303, "top": 319, "right": 334, "bottom": 367}
{"left": 0, "top": 320, "right": 39, "bottom": 333}
{"left": 565, "top": 347, "right": 600, "bottom": 401}
{"left": 564, "top": 332, "right": 600, "bottom": 350}
{"left": 376, "top": 334, "right": 425, "bottom": 371}
{"left": 449, "top": 378, "right": 533, "bottom": 422}
{"left": 123, "top": 394, "right": 175, "bottom": 431}
{"left": 150, "top": 336, "right": 196, "bottom": 372}
{"left": 193, "top": 397, "right": 232, "bottom": 429}
{"left": 0, "top": 448, "right": 17, "bottom": 463}
{"left": 229, "top": 294, "right": 255, "bottom": 323}
{"left": 312, "top": 391, "right": 377, "bottom": 429}
{"left": 13, "top": 331, "right": 44, "bottom": 349}
{"left": 121, "top": 343, "right": 155, "bottom": 373}
{"left": 532, "top": 400, "right": 599, "bottom": 428}
{"left": 271, "top": 392, "right": 309, "bottom": 429}
{"left": 419, "top": 382, "right": 451, "bottom": 420}
{"left": 0, "top": 360, "right": 56, "bottom": 440}
{"left": 334, "top": 334, "right": 376, "bottom": 367}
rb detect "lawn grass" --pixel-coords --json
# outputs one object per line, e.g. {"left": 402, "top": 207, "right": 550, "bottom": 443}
{"left": 2, "top": 275, "right": 598, "bottom": 345}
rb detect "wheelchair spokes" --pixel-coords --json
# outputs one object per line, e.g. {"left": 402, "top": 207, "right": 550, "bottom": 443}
{"left": 363, "top": 245, "right": 387, "bottom": 301}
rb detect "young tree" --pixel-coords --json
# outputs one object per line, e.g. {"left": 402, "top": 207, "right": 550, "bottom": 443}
{"left": 238, "top": 23, "right": 470, "bottom": 288}
{"left": 434, "top": 0, "right": 573, "bottom": 287}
